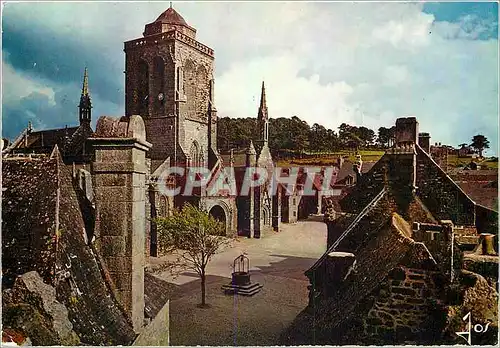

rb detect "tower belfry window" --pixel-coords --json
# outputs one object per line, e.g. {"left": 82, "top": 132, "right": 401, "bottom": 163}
{"left": 153, "top": 56, "right": 165, "bottom": 115}
{"left": 137, "top": 60, "right": 149, "bottom": 116}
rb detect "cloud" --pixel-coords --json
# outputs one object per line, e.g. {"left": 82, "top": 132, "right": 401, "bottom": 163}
{"left": 2, "top": 2, "right": 498, "bottom": 155}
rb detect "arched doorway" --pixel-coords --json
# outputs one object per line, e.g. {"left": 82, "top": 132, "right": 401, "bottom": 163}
{"left": 262, "top": 206, "right": 271, "bottom": 226}
{"left": 209, "top": 205, "right": 227, "bottom": 235}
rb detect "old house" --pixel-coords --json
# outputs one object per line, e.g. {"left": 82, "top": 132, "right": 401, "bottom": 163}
{"left": 2, "top": 115, "right": 171, "bottom": 345}
{"left": 280, "top": 117, "right": 498, "bottom": 345}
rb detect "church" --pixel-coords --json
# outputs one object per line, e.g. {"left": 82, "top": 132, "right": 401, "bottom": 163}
{"left": 3, "top": 5, "right": 298, "bottom": 257}
{"left": 2, "top": 5, "right": 302, "bottom": 344}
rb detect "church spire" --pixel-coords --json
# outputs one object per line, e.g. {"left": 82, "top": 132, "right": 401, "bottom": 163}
{"left": 79, "top": 67, "right": 92, "bottom": 126}
{"left": 257, "top": 81, "right": 269, "bottom": 145}
{"left": 258, "top": 81, "right": 268, "bottom": 121}
{"left": 82, "top": 67, "right": 89, "bottom": 96}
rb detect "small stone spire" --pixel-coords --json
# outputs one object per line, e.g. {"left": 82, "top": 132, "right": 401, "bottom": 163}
{"left": 82, "top": 67, "right": 89, "bottom": 97}
{"left": 246, "top": 140, "right": 256, "bottom": 155}
{"left": 258, "top": 81, "right": 268, "bottom": 122}
{"left": 229, "top": 148, "right": 234, "bottom": 167}
{"left": 257, "top": 81, "right": 269, "bottom": 145}
{"left": 246, "top": 140, "right": 257, "bottom": 167}
{"left": 79, "top": 67, "right": 92, "bottom": 125}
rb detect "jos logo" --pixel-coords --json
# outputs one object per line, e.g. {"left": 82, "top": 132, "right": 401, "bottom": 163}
{"left": 455, "top": 312, "right": 491, "bottom": 345}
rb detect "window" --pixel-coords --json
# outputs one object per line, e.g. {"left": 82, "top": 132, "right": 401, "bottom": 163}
{"left": 152, "top": 56, "right": 165, "bottom": 115}
{"left": 137, "top": 60, "right": 149, "bottom": 116}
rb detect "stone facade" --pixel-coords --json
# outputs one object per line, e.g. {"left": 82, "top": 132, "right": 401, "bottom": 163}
{"left": 90, "top": 115, "right": 151, "bottom": 332}
{"left": 364, "top": 266, "right": 443, "bottom": 341}
{"left": 283, "top": 116, "right": 499, "bottom": 345}
{"left": 123, "top": 7, "right": 283, "bottom": 245}
{"left": 124, "top": 9, "right": 215, "bottom": 166}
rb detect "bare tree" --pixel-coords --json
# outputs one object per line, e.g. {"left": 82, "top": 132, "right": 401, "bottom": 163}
{"left": 155, "top": 204, "right": 232, "bottom": 307}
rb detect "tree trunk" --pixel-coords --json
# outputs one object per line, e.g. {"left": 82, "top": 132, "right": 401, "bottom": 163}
{"left": 201, "top": 268, "right": 206, "bottom": 306}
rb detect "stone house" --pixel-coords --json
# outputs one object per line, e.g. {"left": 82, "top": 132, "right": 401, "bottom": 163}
{"left": 280, "top": 117, "right": 498, "bottom": 345}
{"left": 2, "top": 116, "right": 171, "bottom": 345}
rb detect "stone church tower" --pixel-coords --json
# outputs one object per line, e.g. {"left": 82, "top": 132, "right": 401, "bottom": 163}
{"left": 124, "top": 5, "right": 218, "bottom": 171}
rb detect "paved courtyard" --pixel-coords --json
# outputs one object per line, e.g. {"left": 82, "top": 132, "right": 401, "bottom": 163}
{"left": 148, "top": 219, "right": 327, "bottom": 346}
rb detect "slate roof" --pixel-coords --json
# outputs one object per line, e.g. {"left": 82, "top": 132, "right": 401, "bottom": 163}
{"left": 335, "top": 160, "right": 377, "bottom": 184}
{"left": 2, "top": 152, "right": 136, "bottom": 345}
{"left": 295, "top": 139, "right": 497, "bottom": 344}
{"left": 448, "top": 169, "right": 498, "bottom": 211}
{"left": 12, "top": 127, "right": 79, "bottom": 154}
{"left": 5, "top": 124, "right": 94, "bottom": 163}
{"left": 2, "top": 156, "right": 59, "bottom": 287}
{"left": 155, "top": 7, "right": 189, "bottom": 26}
{"left": 338, "top": 144, "right": 498, "bottom": 230}
{"left": 144, "top": 273, "right": 174, "bottom": 319}
{"left": 294, "top": 211, "right": 437, "bottom": 344}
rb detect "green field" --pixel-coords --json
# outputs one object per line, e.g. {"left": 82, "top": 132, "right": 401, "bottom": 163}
{"left": 447, "top": 155, "right": 498, "bottom": 169}
{"left": 276, "top": 150, "right": 385, "bottom": 166}
{"left": 277, "top": 151, "right": 498, "bottom": 169}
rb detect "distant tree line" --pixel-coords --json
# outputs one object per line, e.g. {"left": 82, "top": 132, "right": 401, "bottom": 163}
{"left": 217, "top": 116, "right": 397, "bottom": 153}
{"left": 218, "top": 116, "right": 492, "bottom": 158}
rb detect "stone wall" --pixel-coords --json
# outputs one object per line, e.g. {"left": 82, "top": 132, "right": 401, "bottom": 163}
{"left": 124, "top": 28, "right": 214, "bottom": 163}
{"left": 91, "top": 116, "right": 151, "bottom": 332}
{"left": 203, "top": 197, "right": 238, "bottom": 236}
{"left": 179, "top": 119, "right": 209, "bottom": 167}
{"left": 395, "top": 117, "right": 418, "bottom": 144}
{"left": 416, "top": 146, "right": 476, "bottom": 225}
{"left": 363, "top": 266, "right": 444, "bottom": 342}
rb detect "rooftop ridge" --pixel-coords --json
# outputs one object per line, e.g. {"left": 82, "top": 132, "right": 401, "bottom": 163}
{"left": 307, "top": 187, "right": 387, "bottom": 273}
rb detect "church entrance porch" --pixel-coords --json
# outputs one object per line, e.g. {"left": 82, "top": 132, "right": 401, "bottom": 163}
{"left": 209, "top": 205, "right": 227, "bottom": 235}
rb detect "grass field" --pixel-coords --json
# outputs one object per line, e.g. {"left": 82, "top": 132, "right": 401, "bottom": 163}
{"left": 447, "top": 155, "right": 498, "bottom": 169}
{"left": 276, "top": 150, "right": 385, "bottom": 166}
{"left": 277, "top": 150, "right": 498, "bottom": 169}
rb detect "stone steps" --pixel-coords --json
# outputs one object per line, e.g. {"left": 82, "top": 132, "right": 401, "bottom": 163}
{"left": 222, "top": 282, "right": 263, "bottom": 296}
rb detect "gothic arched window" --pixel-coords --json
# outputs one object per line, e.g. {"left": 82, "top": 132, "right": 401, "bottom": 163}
{"left": 184, "top": 59, "right": 196, "bottom": 119}
{"left": 152, "top": 56, "right": 165, "bottom": 116}
{"left": 190, "top": 141, "right": 200, "bottom": 168}
{"left": 196, "top": 65, "right": 208, "bottom": 120}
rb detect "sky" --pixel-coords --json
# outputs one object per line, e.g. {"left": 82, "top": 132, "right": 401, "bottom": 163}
{"left": 2, "top": 1, "right": 499, "bottom": 155}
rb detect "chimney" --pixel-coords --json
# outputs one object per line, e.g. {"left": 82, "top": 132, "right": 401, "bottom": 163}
{"left": 418, "top": 132, "right": 431, "bottom": 153}
{"left": 353, "top": 154, "right": 363, "bottom": 184}
{"left": 90, "top": 115, "right": 152, "bottom": 332}
{"left": 395, "top": 117, "right": 419, "bottom": 145}
{"left": 337, "top": 156, "right": 344, "bottom": 168}
{"left": 473, "top": 233, "right": 497, "bottom": 256}
{"left": 386, "top": 118, "right": 418, "bottom": 193}
{"left": 326, "top": 252, "right": 356, "bottom": 282}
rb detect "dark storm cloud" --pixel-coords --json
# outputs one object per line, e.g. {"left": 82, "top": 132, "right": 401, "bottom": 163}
{"left": 2, "top": 16, "right": 124, "bottom": 106}
{"left": 2, "top": 87, "right": 82, "bottom": 140}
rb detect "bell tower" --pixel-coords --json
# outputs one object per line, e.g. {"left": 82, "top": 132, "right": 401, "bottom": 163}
{"left": 124, "top": 5, "right": 217, "bottom": 170}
